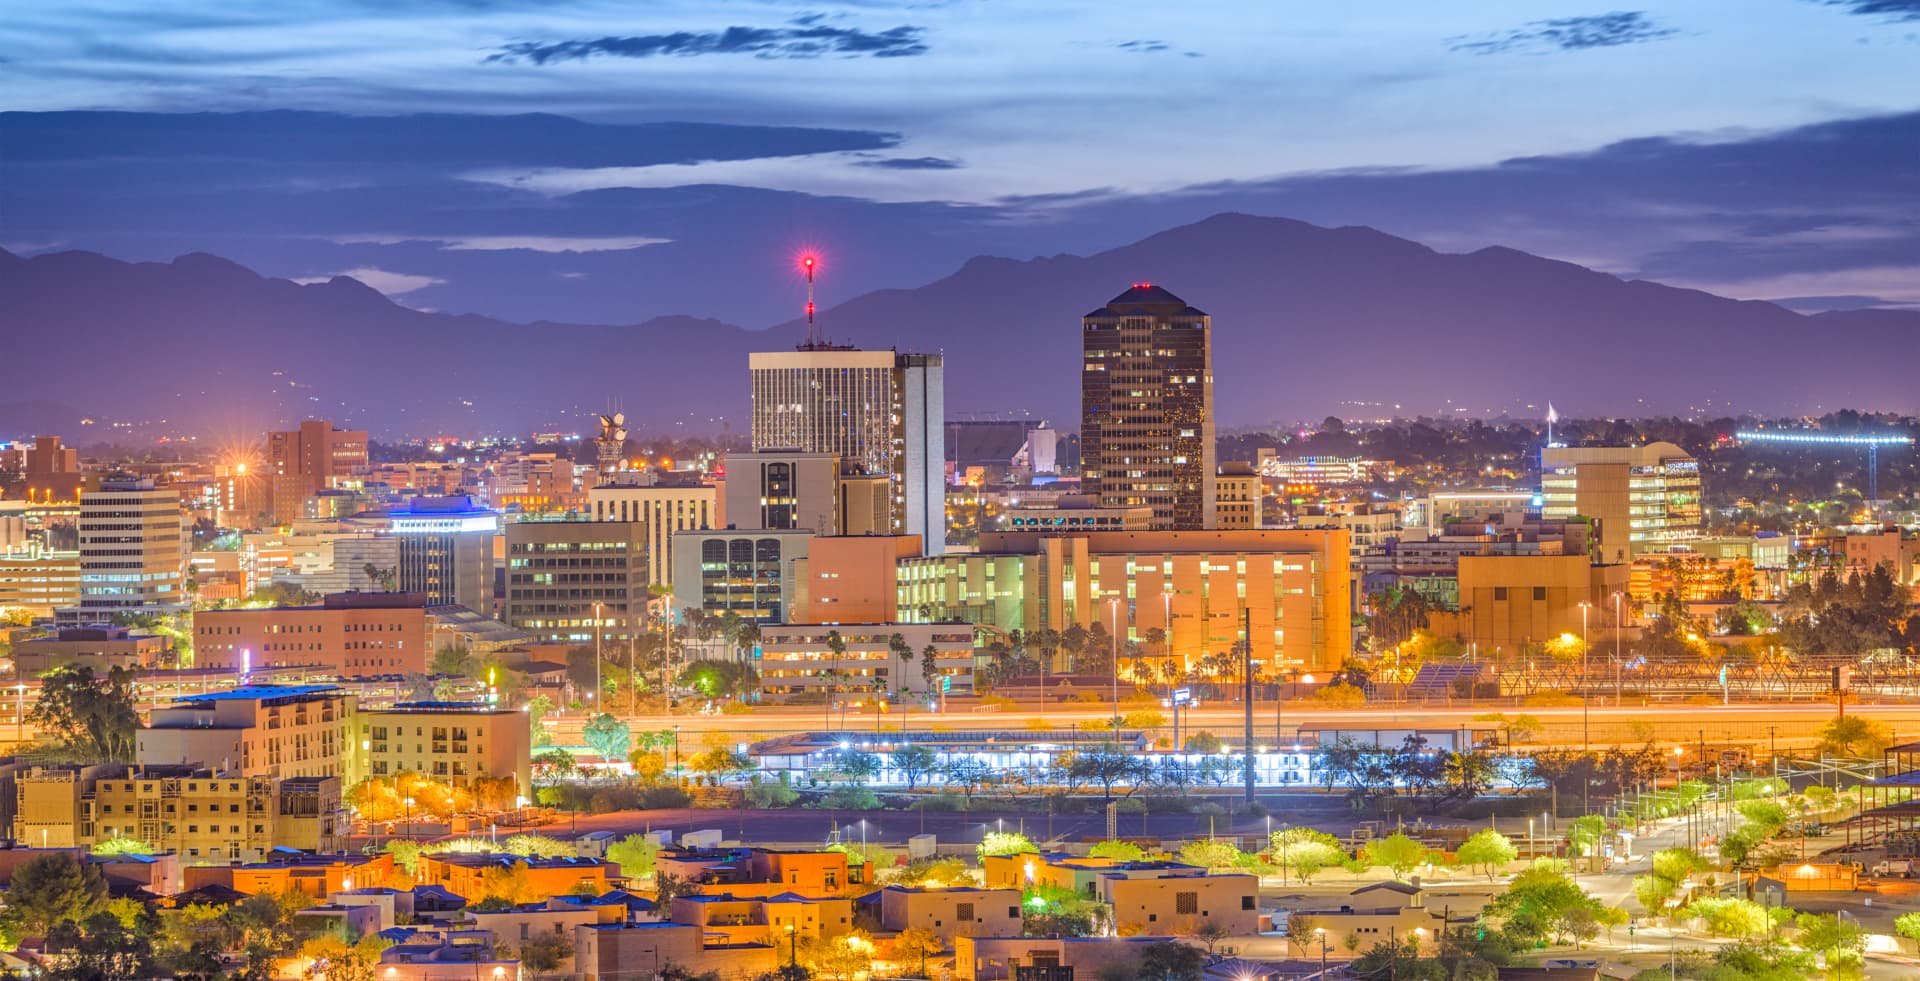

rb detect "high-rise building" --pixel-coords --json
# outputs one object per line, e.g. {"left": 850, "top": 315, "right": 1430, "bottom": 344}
{"left": 386, "top": 496, "right": 497, "bottom": 613}
{"left": 1540, "top": 442, "right": 1701, "bottom": 563}
{"left": 266, "top": 420, "right": 368, "bottom": 524}
{"left": 721, "top": 450, "right": 889, "bottom": 537}
{"left": 503, "top": 518, "right": 648, "bottom": 645}
{"left": 62, "top": 476, "right": 187, "bottom": 625}
{"left": 748, "top": 347, "right": 946, "bottom": 554}
{"left": 1214, "top": 462, "right": 1263, "bottom": 529}
{"left": 1080, "top": 284, "right": 1215, "bottom": 530}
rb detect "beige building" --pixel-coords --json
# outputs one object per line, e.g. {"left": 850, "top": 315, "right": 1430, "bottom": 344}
{"left": 589, "top": 479, "right": 721, "bottom": 588}
{"left": 503, "top": 518, "right": 648, "bottom": 645}
{"left": 193, "top": 591, "right": 431, "bottom": 674}
{"left": 899, "top": 528, "right": 1353, "bottom": 673}
{"left": 0, "top": 544, "right": 80, "bottom": 619}
{"left": 18, "top": 764, "right": 342, "bottom": 861}
{"left": 1286, "top": 882, "right": 1444, "bottom": 959}
{"left": 755, "top": 623, "right": 975, "bottom": 698}
{"left": 1443, "top": 553, "right": 1630, "bottom": 655}
{"left": 12, "top": 625, "right": 169, "bottom": 675}
{"left": 576, "top": 921, "right": 777, "bottom": 981}
{"left": 723, "top": 450, "right": 888, "bottom": 537}
{"left": 63, "top": 476, "right": 188, "bottom": 624}
{"left": 1214, "top": 463, "right": 1263, "bottom": 530}
{"left": 955, "top": 936, "right": 1193, "bottom": 981}
{"left": 349, "top": 702, "right": 533, "bottom": 799}
{"left": 877, "top": 886, "right": 1023, "bottom": 939}
{"left": 1541, "top": 442, "right": 1701, "bottom": 563}
{"left": 139, "top": 685, "right": 353, "bottom": 781}
{"left": 982, "top": 854, "right": 1257, "bottom": 936}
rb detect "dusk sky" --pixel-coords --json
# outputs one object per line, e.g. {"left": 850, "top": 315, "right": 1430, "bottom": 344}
{"left": 5, "top": 1, "right": 1919, "bottom": 328}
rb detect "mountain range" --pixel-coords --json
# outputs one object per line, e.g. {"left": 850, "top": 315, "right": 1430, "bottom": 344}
{"left": 4, "top": 213, "right": 1915, "bottom": 440}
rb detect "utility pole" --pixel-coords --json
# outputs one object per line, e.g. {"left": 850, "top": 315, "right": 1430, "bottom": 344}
{"left": 1244, "top": 606, "right": 1255, "bottom": 802}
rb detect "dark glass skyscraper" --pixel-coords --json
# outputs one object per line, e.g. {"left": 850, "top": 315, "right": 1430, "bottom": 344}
{"left": 1081, "top": 284, "right": 1215, "bottom": 530}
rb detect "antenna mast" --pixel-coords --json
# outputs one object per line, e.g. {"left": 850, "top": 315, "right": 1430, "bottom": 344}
{"left": 804, "top": 255, "right": 817, "bottom": 345}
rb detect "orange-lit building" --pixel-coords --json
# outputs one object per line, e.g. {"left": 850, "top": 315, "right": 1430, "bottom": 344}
{"left": 654, "top": 847, "right": 874, "bottom": 899}
{"left": 191, "top": 851, "right": 395, "bottom": 899}
{"left": 1439, "top": 553, "right": 1630, "bottom": 655}
{"left": 417, "top": 853, "right": 615, "bottom": 900}
{"left": 791, "top": 535, "right": 922, "bottom": 622}
{"left": 267, "top": 420, "right": 368, "bottom": 524}
{"left": 193, "top": 591, "right": 430, "bottom": 674}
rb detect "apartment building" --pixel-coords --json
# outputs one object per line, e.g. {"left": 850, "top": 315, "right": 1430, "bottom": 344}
{"left": 349, "top": 701, "right": 533, "bottom": 799}
{"left": 138, "top": 685, "right": 353, "bottom": 781}
{"left": 193, "top": 591, "right": 430, "bottom": 675}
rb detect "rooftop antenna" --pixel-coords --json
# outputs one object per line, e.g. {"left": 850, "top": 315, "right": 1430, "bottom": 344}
{"left": 804, "top": 254, "right": 817, "bottom": 345}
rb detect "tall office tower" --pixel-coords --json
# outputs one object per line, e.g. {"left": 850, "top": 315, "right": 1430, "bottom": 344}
{"left": 62, "top": 476, "right": 187, "bottom": 624}
{"left": 503, "top": 519, "right": 648, "bottom": 645}
{"left": 748, "top": 347, "right": 947, "bottom": 554}
{"left": 589, "top": 478, "right": 719, "bottom": 591}
{"left": 892, "top": 354, "right": 946, "bottom": 556}
{"left": 1081, "top": 284, "right": 1216, "bottom": 530}
{"left": 386, "top": 496, "right": 498, "bottom": 613}
{"left": 267, "top": 420, "right": 369, "bottom": 524}
{"left": 1541, "top": 442, "right": 1702, "bottom": 564}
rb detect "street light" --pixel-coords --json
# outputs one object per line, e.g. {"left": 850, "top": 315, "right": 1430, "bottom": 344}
{"left": 1612, "top": 591, "right": 1624, "bottom": 703}
{"left": 1107, "top": 597, "right": 1122, "bottom": 731}
{"left": 592, "top": 600, "right": 604, "bottom": 709}
{"left": 1578, "top": 601, "right": 1590, "bottom": 753}
{"left": 403, "top": 797, "right": 414, "bottom": 843}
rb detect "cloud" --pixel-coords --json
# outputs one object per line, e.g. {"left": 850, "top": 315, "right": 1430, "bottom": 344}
{"left": 488, "top": 25, "right": 929, "bottom": 64}
{"left": 295, "top": 267, "right": 444, "bottom": 295}
{"left": 854, "top": 156, "right": 961, "bottom": 170}
{"left": 1451, "top": 12, "right": 1679, "bottom": 55}
{"left": 1115, "top": 40, "right": 1170, "bottom": 53}
{"left": 437, "top": 234, "right": 669, "bottom": 253}
{"left": 1813, "top": 1, "right": 1920, "bottom": 20}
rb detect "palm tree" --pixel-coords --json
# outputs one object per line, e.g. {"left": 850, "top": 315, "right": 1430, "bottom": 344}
{"left": 888, "top": 633, "right": 914, "bottom": 694}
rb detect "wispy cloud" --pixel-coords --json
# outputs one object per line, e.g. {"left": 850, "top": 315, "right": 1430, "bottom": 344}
{"left": 1451, "top": 12, "right": 1679, "bottom": 55}
{"left": 855, "top": 156, "right": 961, "bottom": 170}
{"left": 295, "top": 267, "right": 443, "bottom": 295}
{"left": 1812, "top": 0, "right": 1920, "bottom": 20}
{"left": 329, "top": 233, "right": 670, "bottom": 253}
{"left": 488, "top": 24, "right": 929, "bottom": 65}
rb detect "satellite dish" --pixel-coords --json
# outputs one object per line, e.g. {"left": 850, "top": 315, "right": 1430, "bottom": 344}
{"left": 613, "top": 412, "right": 625, "bottom": 427}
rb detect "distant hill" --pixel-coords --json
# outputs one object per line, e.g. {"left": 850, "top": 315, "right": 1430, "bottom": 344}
{"left": 4, "top": 212, "right": 1915, "bottom": 437}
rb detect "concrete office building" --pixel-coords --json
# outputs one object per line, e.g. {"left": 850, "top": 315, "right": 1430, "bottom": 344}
{"left": 791, "top": 535, "right": 923, "bottom": 624}
{"left": 588, "top": 479, "right": 719, "bottom": 589}
{"left": 670, "top": 528, "right": 813, "bottom": 624}
{"left": 722, "top": 450, "right": 888, "bottom": 537}
{"left": 1080, "top": 285, "right": 1215, "bottom": 530}
{"left": 192, "top": 591, "right": 431, "bottom": 675}
{"left": 386, "top": 496, "right": 497, "bottom": 613}
{"left": 748, "top": 347, "right": 946, "bottom": 554}
{"left": 61, "top": 476, "right": 187, "bottom": 625}
{"left": 1214, "top": 462, "right": 1263, "bottom": 529}
{"left": 899, "top": 528, "right": 1352, "bottom": 673}
{"left": 0, "top": 543, "right": 80, "bottom": 618}
{"left": 503, "top": 518, "right": 648, "bottom": 645}
{"left": 1541, "top": 442, "right": 1702, "bottom": 563}
{"left": 267, "top": 420, "right": 368, "bottom": 524}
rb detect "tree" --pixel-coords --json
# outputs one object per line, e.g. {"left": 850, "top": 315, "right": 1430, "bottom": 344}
{"left": 476, "top": 861, "right": 542, "bottom": 905}
{"left": 689, "top": 748, "right": 754, "bottom": 784}
{"left": 894, "top": 927, "right": 943, "bottom": 977}
{"left": 299, "top": 933, "right": 389, "bottom": 981}
{"left": 1456, "top": 829, "right": 1519, "bottom": 880}
{"left": 1894, "top": 910, "right": 1920, "bottom": 941}
{"left": 655, "top": 872, "right": 696, "bottom": 906}
{"left": 1817, "top": 714, "right": 1890, "bottom": 758}
{"left": 582, "top": 713, "right": 633, "bottom": 762}
{"left": 0, "top": 852, "right": 106, "bottom": 940}
{"left": 1178, "top": 839, "right": 1248, "bottom": 872}
{"left": 746, "top": 780, "right": 800, "bottom": 808}
{"left": 606, "top": 834, "right": 659, "bottom": 879}
{"left": 1089, "top": 840, "right": 1145, "bottom": 862}
{"left": 518, "top": 928, "right": 575, "bottom": 980}
{"left": 1067, "top": 744, "right": 1148, "bottom": 799}
{"left": 1689, "top": 897, "right": 1771, "bottom": 938}
{"left": 1135, "top": 941, "right": 1205, "bottom": 981}
{"left": 1793, "top": 911, "right": 1865, "bottom": 972}
{"left": 942, "top": 758, "right": 997, "bottom": 805}
{"left": 1362, "top": 833, "right": 1430, "bottom": 880}
{"left": 1487, "top": 859, "right": 1599, "bottom": 947}
{"left": 30, "top": 666, "right": 139, "bottom": 762}
{"left": 90, "top": 835, "right": 156, "bottom": 856}
{"left": 811, "top": 931, "right": 875, "bottom": 981}
{"left": 979, "top": 831, "right": 1037, "bottom": 859}
{"left": 833, "top": 750, "right": 882, "bottom": 786}
{"left": 890, "top": 745, "right": 939, "bottom": 790}
{"left": 1270, "top": 827, "right": 1344, "bottom": 885}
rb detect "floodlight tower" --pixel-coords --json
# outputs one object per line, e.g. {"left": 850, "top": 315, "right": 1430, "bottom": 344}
{"left": 1736, "top": 430, "right": 1914, "bottom": 517}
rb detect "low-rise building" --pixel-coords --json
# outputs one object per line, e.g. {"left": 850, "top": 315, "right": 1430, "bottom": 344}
{"left": 0, "top": 544, "right": 80, "bottom": 619}
{"left": 417, "top": 853, "right": 614, "bottom": 902}
{"left": 755, "top": 623, "right": 975, "bottom": 699}
{"left": 670, "top": 892, "right": 854, "bottom": 943}
{"left": 1284, "top": 881, "right": 1443, "bottom": 959}
{"left": 138, "top": 685, "right": 353, "bottom": 781}
{"left": 654, "top": 847, "right": 873, "bottom": 899}
{"left": 187, "top": 851, "right": 396, "bottom": 899}
{"left": 11, "top": 625, "right": 170, "bottom": 675}
{"left": 350, "top": 701, "right": 533, "bottom": 800}
{"left": 875, "top": 885, "right": 1023, "bottom": 939}
{"left": 954, "top": 936, "right": 1196, "bottom": 981}
{"left": 982, "top": 853, "right": 1257, "bottom": 936}
{"left": 192, "top": 591, "right": 431, "bottom": 675}
{"left": 17, "top": 764, "right": 343, "bottom": 861}
{"left": 576, "top": 921, "right": 777, "bottom": 981}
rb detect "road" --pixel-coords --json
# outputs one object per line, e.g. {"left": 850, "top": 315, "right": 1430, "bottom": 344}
{"left": 544, "top": 699, "right": 1920, "bottom": 754}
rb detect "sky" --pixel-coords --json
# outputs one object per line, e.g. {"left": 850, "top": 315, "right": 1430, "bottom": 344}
{"left": 3, "top": 0, "right": 1919, "bottom": 327}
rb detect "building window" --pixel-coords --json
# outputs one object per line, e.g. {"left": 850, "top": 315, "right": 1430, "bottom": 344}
{"left": 1493, "top": 587, "right": 1508, "bottom": 601}
{"left": 1175, "top": 892, "right": 1198, "bottom": 915}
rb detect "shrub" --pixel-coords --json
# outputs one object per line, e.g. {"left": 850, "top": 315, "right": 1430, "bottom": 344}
{"left": 639, "top": 786, "right": 692, "bottom": 809}
{"left": 912, "top": 793, "right": 968, "bottom": 812}
{"left": 817, "top": 786, "right": 881, "bottom": 810}
{"left": 1314, "top": 684, "right": 1366, "bottom": 708}
{"left": 745, "top": 782, "right": 799, "bottom": 809}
